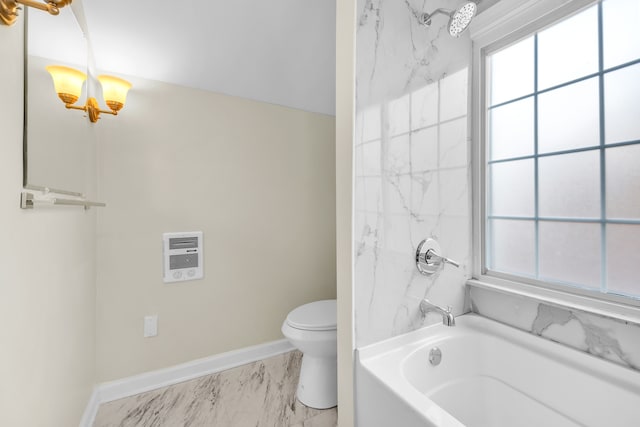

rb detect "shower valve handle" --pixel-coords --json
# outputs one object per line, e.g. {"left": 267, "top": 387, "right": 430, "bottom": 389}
{"left": 425, "top": 249, "right": 460, "bottom": 268}
{"left": 416, "top": 238, "right": 460, "bottom": 275}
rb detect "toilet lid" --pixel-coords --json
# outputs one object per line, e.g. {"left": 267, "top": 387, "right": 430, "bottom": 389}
{"left": 286, "top": 300, "right": 336, "bottom": 331}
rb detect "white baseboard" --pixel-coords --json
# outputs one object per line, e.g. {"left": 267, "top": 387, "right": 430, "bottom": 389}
{"left": 80, "top": 339, "right": 294, "bottom": 427}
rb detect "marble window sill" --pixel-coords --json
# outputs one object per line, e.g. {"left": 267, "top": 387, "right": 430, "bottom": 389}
{"left": 467, "top": 278, "right": 640, "bottom": 372}
{"left": 467, "top": 277, "right": 640, "bottom": 327}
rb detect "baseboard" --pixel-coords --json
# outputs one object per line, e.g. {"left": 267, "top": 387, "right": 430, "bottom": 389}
{"left": 80, "top": 339, "right": 294, "bottom": 427}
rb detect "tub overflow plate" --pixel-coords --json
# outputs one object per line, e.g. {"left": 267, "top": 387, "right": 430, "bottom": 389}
{"left": 429, "top": 347, "right": 442, "bottom": 366}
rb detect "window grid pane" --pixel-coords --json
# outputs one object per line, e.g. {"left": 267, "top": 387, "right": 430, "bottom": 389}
{"left": 485, "top": 1, "right": 640, "bottom": 300}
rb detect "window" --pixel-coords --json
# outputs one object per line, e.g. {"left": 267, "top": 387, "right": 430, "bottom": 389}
{"left": 482, "top": 0, "right": 640, "bottom": 301}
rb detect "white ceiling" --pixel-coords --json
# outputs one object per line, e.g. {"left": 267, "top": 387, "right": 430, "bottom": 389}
{"left": 27, "top": 0, "right": 336, "bottom": 116}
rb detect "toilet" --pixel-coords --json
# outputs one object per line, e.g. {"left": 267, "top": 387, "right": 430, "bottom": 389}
{"left": 281, "top": 299, "right": 337, "bottom": 409}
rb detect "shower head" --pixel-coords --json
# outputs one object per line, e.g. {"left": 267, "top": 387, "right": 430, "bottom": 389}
{"left": 418, "top": 2, "right": 477, "bottom": 38}
{"left": 448, "top": 2, "right": 477, "bottom": 37}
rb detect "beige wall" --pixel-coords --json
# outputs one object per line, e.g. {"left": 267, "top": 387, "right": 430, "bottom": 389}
{"left": 1, "top": 13, "right": 337, "bottom": 423}
{"left": 0, "top": 20, "right": 97, "bottom": 427}
{"left": 95, "top": 76, "right": 336, "bottom": 381}
{"left": 336, "top": 0, "right": 356, "bottom": 425}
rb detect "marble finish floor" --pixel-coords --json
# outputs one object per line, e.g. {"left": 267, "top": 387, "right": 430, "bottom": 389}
{"left": 93, "top": 351, "right": 337, "bottom": 427}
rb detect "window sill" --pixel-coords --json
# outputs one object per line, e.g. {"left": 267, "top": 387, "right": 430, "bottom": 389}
{"left": 467, "top": 276, "right": 640, "bottom": 326}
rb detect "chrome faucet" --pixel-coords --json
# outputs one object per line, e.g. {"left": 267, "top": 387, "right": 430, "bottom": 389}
{"left": 420, "top": 299, "right": 455, "bottom": 326}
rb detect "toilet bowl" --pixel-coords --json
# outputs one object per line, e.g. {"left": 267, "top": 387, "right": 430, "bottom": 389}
{"left": 281, "top": 299, "right": 337, "bottom": 409}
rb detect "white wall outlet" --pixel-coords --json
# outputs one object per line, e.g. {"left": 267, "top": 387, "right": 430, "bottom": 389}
{"left": 144, "top": 315, "right": 158, "bottom": 338}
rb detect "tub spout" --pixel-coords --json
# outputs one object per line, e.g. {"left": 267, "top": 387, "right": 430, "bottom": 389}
{"left": 420, "top": 299, "right": 455, "bottom": 326}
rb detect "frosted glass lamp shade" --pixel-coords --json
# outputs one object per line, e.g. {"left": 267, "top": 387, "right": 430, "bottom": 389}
{"left": 98, "top": 75, "right": 132, "bottom": 112}
{"left": 46, "top": 65, "right": 87, "bottom": 105}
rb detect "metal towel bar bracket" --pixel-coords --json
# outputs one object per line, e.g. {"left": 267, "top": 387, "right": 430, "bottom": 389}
{"left": 20, "top": 191, "right": 106, "bottom": 210}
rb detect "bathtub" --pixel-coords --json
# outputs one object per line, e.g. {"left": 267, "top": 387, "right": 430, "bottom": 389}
{"left": 356, "top": 314, "right": 640, "bottom": 427}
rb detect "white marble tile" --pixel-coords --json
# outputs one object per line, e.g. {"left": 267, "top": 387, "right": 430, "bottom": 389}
{"left": 607, "top": 319, "right": 640, "bottom": 369}
{"left": 439, "top": 68, "right": 469, "bottom": 121}
{"left": 354, "top": 0, "right": 472, "bottom": 348}
{"left": 564, "top": 310, "right": 640, "bottom": 370}
{"left": 384, "top": 213, "right": 413, "bottom": 254}
{"left": 355, "top": 109, "right": 364, "bottom": 145}
{"left": 410, "top": 127, "right": 438, "bottom": 172}
{"left": 354, "top": 209, "right": 472, "bottom": 347}
{"left": 411, "top": 82, "right": 439, "bottom": 130}
{"left": 354, "top": 245, "right": 378, "bottom": 346}
{"left": 386, "top": 134, "right": 411, "bottom": 175}
{"left": 410, "top": 171, "right": 439, "bottom": 216}
{"left": 388, "top": 94, "right": 411, "bottom": 136}
{"left": 408, "top": 214, "right": 441, "bottom": 250}
{"left": 354, "top": 211, "right": 381, "bottom": 249}
{"left": 470, "top": 286, "right": 640, "bottom": 372}
{"left": 439, "top": 117, "right": 468, "bottom": 169}
{"left": 361, "top": 105, "right": 382, "bottom": 142}
{"left": 354, "top": 143, "right": 364, "bottom": 177}
{"left": 361, "top": 140, "right": 382, "bottom": 176}
{"left": 361, "top": 176, "right": 382, "bottom": 213}
{"left": 438, "top": 167, "right": 470, "bottom": 217}
{"left": 356, "top": 0, "right": 471, "bottom": 110}
{"left": 543, "top": 318, "right": 588, "bottom": 350}
{"left": 469, "top": 286, "right": 540, "bottom": 331}
{"left": 93, "top": 351, "right": 337, "bottom": 427}
{"left": 384, "top": 174, "right": 412, "bottom": 216}
{"left": 354, "top": 178, "right": 366, "bottom": 216}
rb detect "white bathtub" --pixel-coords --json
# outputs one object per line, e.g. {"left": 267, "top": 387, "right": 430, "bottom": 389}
{"left": 356, "top": 314, "right": 640, "bottom": 427}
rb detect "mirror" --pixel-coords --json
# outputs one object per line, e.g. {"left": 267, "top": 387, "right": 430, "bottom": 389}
{"left": 24, "top": 6, "right": 94, "bottom": 195}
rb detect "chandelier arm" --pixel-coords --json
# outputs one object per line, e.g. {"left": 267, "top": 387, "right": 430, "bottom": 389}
{"left": 1, "top": 0, "right": 71, "bottom": 25}
{"left": 16, "top": 0, "right": 65, "bottom": 15}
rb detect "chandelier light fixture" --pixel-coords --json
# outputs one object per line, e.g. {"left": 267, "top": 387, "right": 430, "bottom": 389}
{"left": 46, "top": 65, "right": 132, "bottom": 123}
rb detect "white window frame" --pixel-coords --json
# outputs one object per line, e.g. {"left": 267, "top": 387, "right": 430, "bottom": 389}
{"left": 469, "top": 0, "right": 640, "bottom": 322}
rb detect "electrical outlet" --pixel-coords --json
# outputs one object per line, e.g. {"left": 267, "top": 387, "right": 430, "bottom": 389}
{"left": 144, "top": 315, "right": 158, "bottom": 338}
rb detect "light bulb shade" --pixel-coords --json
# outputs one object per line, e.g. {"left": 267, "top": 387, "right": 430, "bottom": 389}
{"left": 46, "top": 65, "right": 87, "bottom": 105}
{"left": 98, "top": 75, "right": 132, "bottom": 113}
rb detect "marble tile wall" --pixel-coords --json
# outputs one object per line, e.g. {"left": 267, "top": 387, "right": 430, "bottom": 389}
{"left": 354, "top": 0, "right": 472, "bottom": 347}
{"left": 93, "top": 351, "right": 337, "bottom": 427}
{"left": 469, "top": 285, "right": 640, "bottom": 372}
{"left": 353, "top": 0, "right": 640, "bottom": 373}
